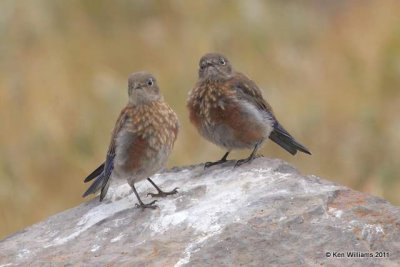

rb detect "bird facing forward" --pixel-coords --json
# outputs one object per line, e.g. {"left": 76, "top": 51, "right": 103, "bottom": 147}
{"left": 83, "top": 72, "right": 179, "bottom": 209}
{"left": 187, "top": 53, "right": 311, "bottom": 168}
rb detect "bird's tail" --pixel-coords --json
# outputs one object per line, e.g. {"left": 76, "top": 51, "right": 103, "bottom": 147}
{"left": 82, "top": 157, "right": 114, "bottom": 201}
{"left": 82, "top": 173, "right": 111, "bottom": 201}
{"left": 84, "top": 163, "right": 105, "bottom": 183}
{"left": 269, "top": 121, "right": 311, "bottom": 155}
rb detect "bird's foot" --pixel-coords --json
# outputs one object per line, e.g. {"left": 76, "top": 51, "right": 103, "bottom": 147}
{"left": 234, "top": 157, "right": 254, "bottom": 168}
{"left": 204, "top": 159, "right": 227, "bottom": 169}
{"left": 135, "top": 200, "right": 158, "bottom": 210}
{"left": 147, "top": 187, "right": 179, "bottom": 198}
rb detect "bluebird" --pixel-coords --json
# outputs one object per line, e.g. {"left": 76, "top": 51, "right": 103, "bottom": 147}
{"left": 187, "top": 53, "right": 311, "bottom": 168}
{"left": 83, "top": 72, "right": 179, "bottom": 209}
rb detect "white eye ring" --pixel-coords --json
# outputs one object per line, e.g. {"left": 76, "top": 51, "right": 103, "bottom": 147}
{"left": 147, "top": 79, "right": 154, "bottom": 86}
{"left": 220, "top": 58, "right": 226, "bottom": 65}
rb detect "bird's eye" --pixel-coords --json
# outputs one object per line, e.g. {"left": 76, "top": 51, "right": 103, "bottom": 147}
{"left": 200, "top": 62, "right": 206, "bottom": 70}
{"left": 147, "top": 79, "right": 154, "bottom": 86}
{"left": 220, "top": 58, "right": 226, "bottom": 65}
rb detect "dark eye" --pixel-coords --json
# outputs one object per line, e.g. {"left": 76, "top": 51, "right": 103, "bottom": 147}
{"left": 147, "top": 79, "right": 154, "bottom": 86}
{"left": 220, "top": 58, "right": 226, "bottom": 65}
{"left": 200, "top": 62, "right": 206, "bottom": 70}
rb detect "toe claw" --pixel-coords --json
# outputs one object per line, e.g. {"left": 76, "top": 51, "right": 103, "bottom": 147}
{"left": 149, "top": 200, "right": 158, "bottom": 205}
{"left": 170, "top": 187, "right": 179, "bottom": 194}
{"left": 205, "top": 160, "right": 226, "bottom": 169}
{"left": 234, "top": 159, "right": 247, "bottom": 168}
{"left": 135, "top": 200, "right": 158, "bottom": 210}
{"left": 147, "top": 188, "right": 179, "bottom": 198}
{"left": 204, "top": 162, "right": 212, "bottom": 169}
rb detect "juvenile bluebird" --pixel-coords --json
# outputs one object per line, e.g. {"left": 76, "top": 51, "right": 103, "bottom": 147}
{"left": 83, "top": 72, "right": 179, "bottom": 209}
{"left": 187, "top": 53, "right": 311, "bottom": 168}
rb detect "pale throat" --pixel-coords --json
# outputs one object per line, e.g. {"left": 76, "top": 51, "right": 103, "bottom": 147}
{"left": 129, "top": 94, "right": 162, "bottom": 106}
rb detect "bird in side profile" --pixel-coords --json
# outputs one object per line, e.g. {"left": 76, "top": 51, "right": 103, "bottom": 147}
{"left": 187, "top": 52, "right": 311, "bottom": 168}
{"left": 83, "top": 72, "right": 179, "bottom": 209}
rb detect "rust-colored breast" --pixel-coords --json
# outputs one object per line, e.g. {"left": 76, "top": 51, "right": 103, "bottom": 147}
{"left": 129, "top": 102, "right": 178, "bottom": 148}
{"left": 116, "top": 101, "right": 179, "bottom": 172}
{"left": 187, "top": 81, "right": 234, "bottom": 127}
{"left": 213, "top": 100, "right": 264, "bottom": 144}
{"left": 123, "top": 135, "right": 148, "bottom": 171}
{"left": 187, "top": 80, "right": 265, "bottom": 147}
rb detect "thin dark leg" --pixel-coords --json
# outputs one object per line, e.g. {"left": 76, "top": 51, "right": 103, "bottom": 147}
{"left": 147, "top": 178, "right": 179, "bottom": 198}
{"left": 234, "top": 142, "right": 261, "bottom": 168}
{"left": 204, "top": 151, "right": 230, "bottom": 169}
{"left": 132, "top": 183, "right": 157, "bottom": 210}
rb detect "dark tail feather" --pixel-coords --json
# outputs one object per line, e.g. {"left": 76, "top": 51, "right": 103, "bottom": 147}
{"left": 269, "top": 122, "right": 311, "bottom": 155}
{"left": 82, "top": 173, "right": 111, "bottom": 201}
{"left": 100, "top": 179, "right": 111, "bottom": 201}
{"left": 83, "top": 154, "right": 114, "bottom": 201}
{"left": 84, "top": 163, "right": 105, "bottom": 183}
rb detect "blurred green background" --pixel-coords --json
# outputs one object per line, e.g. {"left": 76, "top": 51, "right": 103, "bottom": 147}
{"left": 1, "top": 0, "right": 400, "bottom": 239}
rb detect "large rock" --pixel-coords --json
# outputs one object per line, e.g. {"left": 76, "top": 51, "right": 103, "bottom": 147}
{"left": 1, "top": 158, "right": 399, "bottom": 266}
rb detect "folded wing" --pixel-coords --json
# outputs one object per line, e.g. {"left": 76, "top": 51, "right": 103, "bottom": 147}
{"left": 82, "top": 107, "right": 130, "bottom": 201}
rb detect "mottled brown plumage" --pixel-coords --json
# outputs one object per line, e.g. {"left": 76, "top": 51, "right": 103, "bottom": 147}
{"left": 187, "top": 53, "right": 310, "bottom": 168}
{"left": 83, "top": 72, "right": 179, "bottom": 209}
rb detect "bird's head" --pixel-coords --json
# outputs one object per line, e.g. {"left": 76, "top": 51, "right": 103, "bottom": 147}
{"left": 127, "top": 72, "right": 162, "bottom": 105}
{"left": 198, "top": 53, "right": 233, "bottom": 81}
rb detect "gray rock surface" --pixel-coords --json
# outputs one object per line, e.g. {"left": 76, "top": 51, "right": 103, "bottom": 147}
{"left": 1, "top": 158, "right": 399, "bottom": 266}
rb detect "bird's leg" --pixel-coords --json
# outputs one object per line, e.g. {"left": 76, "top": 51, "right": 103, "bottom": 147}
{"left": 204, "top": 151, "right": 230, "bottom": 169}
{"left": 147, "top": 178, "right": 178, "bottom": 198}
{"left": 131, "top": 183, "right": 157, "bottom": 210}
{"left": 235, "top": 142, "right": 261, "bottom": 168}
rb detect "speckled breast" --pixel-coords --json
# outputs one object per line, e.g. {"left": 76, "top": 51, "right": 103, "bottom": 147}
{"left": 188, "top": 82, "right": 267, "bottom": 150}
{"left": 114, "top": 102, "right": 179, "bottom": 180}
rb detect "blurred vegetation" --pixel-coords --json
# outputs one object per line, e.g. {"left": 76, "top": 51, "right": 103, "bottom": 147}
{"left": 1, "top": 0, "right": 400, "bottom": 239}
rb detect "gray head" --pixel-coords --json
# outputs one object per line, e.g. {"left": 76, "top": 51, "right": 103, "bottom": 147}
{"left": 127, "top": 72, "right": 162, "bottom": 105}
{"left": 198, "top": 53, "right": 233, "bottom": 81}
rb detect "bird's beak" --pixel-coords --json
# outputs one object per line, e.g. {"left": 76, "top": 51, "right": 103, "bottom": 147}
{"left": 134, "top": 83, "right": 143, "bottom": 90}
{"left": 205, "top": 60, "right": 213, "bottom": 67}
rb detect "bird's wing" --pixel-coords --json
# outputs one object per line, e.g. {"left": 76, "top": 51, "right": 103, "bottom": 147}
{"left": 82, "top": 106, "right": 131, "bottom": 199}
{"left": 104, "top": 106, "right": 132, "bottom": 174}
{"left": 84, "top": 106, "right": 130, "bottom": 182}
{"left": 228, "top": 72, "right": 311, "bottom": 155}
{"left": 228, "top": 72, "right": 274, "bottom": 113}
